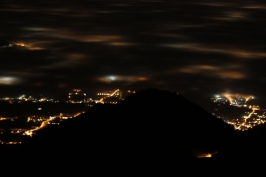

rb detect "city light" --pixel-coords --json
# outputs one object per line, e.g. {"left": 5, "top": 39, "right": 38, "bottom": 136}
{"left": 212, "top": 93, "right": 264, "bottom": 131}
{"left": 96, "top": 89, "right": 121, "bottom": 104}
{"left": 213, "top": 92, "right": 254, "bottom": 106}
{"left": 205, "top": 153, "right": 212, "bottom": 158}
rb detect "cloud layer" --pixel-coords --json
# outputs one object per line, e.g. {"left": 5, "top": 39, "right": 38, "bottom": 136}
{"left": 1, "top": 0, "right": 266, "bottom": 104}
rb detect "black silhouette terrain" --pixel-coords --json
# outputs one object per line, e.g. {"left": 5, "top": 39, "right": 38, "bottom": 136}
{"left": 215, "top": 122, "right": 266, "bottom": 160}
{"left": 0, "top": 89, "right": 247, "bottom": 173}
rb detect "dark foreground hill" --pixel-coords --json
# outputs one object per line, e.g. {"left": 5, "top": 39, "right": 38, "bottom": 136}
{"left": 215, "top": 122, "right": 266, "bottom": 160}
{"left": 1, "top": 89, "right": 237, "bottom": 173}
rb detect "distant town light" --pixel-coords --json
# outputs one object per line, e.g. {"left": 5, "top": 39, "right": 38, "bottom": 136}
{"left": 205, "top": 153, "right": 212, "bottom": 158}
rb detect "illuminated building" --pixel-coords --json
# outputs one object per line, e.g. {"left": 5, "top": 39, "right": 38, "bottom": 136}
{"left": 103, "top": 96, "right": 120, "bottom": 104}
{"left": 96, "top": 89, "right": 122, "bottom": 104}
{"left": 68, "top": 89, "right": 87, "bottom": 103}
{"left": 95, "top": 89, "right": 136, "bottom": 104}
{"left": 97, "top": 90, "right": 121, "bottom": 97}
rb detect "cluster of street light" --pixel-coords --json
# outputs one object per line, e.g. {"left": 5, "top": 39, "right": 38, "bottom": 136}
{"left": 212, "top": 94, "right": 265, "bottom": 131}
{"left": 0, "top": 112, "right": 85, "bottom": 144}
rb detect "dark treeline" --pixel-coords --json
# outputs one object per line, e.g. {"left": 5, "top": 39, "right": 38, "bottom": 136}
{"left": 0, "top": 89, "right": 265, "bottom": 173}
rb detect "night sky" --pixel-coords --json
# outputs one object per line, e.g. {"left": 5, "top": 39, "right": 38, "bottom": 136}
{"left": 1, "top": 0, "right": 266, "bottom": 105}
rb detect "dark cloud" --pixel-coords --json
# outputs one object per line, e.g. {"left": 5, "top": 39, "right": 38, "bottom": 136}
{"left": 1, "top": 0, "right": 266, "bottom": 105}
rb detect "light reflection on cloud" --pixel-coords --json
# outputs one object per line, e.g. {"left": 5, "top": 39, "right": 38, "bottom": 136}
{"left": 150, "top": 33, "right": 188, "bottom": 39}
{"left": 24, "top": 27, "right": 125, "bottom": 43}
{"left": 242, "top": 5, "right": 266, "bottom": 9}
{"left": 176, "top": 65, "right": 246, "bottom": 79}
{"left": 108, "top": 42, "right": 136, "bottom": 46}
{"left": 197, "top": 2, "right": 229, "bottom": 7}
{"left": 162, "top": 43, "right": 266, "bottom": 59}
{"left": 0, "top": 77, "right": 21, "bottom": 85}
{"left": 40, "top": 53, "right": 87, "bottom": 69}
{"left": 98, "top": 75, "right": 149, "bottom": 83}
{"left": 1, "top": 0, "right": 266, "bottom": 99}
{"left": 211, "top": 11, "right": 248, "bottom": 21}
{"left": 217, "top": 71, "right": 245, "bottom": 79}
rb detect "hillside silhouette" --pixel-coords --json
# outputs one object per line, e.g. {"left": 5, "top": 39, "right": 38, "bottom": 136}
{"left": 215, "top": 122, "right": 266, "bottom": 160}
{"left": 0, "top": 89, "right": 238, "bottom": 173}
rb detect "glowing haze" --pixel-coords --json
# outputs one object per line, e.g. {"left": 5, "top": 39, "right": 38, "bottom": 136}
{"left": 1, "top": 0, "right": 266, "bottom": 106}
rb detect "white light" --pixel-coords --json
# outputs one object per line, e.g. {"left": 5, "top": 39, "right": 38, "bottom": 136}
{"left": 108, "top": 76, "right": 116, "bottom": 81}
{"left": 0, "top": 77, "right": 20, "bottom": 85}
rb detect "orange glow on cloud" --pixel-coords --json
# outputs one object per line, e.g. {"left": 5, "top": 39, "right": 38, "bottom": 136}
{"left": 98, "top": 76, "right": 149, "bottom": 83}
{"left": 177, "top": 65, "right": 246, "bottom": 79}
{"left": 163, "top": 43, "right": 266, "bottom": 59}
